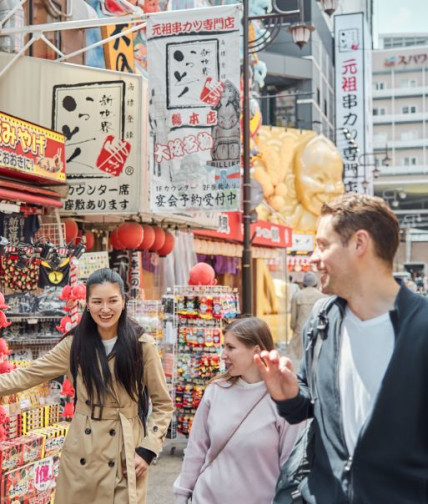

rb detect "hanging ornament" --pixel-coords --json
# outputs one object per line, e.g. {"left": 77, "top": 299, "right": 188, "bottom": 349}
{"left": 116, "top": 222, "right": 144, "bottom": 250}
{"left": 0, "top": 293, "right": 9, "bottom": 310}
{"left": 138, "top": 225, "right": 156, "bottom": 251}
{"left": 149, "top": 227, "right": 166, "bottom": 252}
{"left": 0, "top": 312, "right": 11, "bottom": 329}
{"left": 63, "top": 219, "right": 79, "bottom": 243}
{"left": 157, "top": 230, "right": 175, "bottom": 257}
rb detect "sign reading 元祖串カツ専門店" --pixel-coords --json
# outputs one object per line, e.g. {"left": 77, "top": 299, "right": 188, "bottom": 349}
{"left": 334, "top": 13, "right": 373, "bottom": 195}
{"left": 147, "top": 4, "right": 241, "bottom": 214}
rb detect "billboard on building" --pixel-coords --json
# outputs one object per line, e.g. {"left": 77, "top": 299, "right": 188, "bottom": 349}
{"left": 335, "top": 13, "right": 373, "bottom": 194}
{"left": 147, "top": 4, "right": 241, "bottom": 214}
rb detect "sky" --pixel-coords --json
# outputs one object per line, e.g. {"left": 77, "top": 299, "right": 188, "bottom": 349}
{"left": 373, "top": 0, "right": 428, "bottom": 47}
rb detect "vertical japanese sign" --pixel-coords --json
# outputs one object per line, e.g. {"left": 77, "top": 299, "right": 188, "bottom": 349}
{"left": 335, "top": 13, "right": 373, "bottom": 195}
{"left": 50, "top": 74, "right": 143, "bottom": 214}
{"left": 147, "top": 5, "right": 241, "bottom": 213}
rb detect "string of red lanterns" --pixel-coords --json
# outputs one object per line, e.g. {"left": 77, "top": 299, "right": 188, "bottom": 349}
{"left": 62, "top": 219, "right": 175, "bottom": 257}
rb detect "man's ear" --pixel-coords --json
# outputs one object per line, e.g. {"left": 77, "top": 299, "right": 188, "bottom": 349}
{"left": 354, "top": 229, "right": 370, "bottom": 256}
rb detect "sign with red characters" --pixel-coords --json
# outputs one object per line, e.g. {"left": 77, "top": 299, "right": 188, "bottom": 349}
{"left": 194, "top": 212, "right": 292, "bottom": 249}
{"left": 0, "top": 111, "right": 66, "bottom": 185}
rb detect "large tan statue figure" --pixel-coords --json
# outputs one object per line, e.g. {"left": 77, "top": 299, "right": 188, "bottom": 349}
{"left": 252, "top": 127, "right": 344, "bottom": 232}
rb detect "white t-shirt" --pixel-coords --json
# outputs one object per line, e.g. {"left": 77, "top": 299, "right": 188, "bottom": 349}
{"left": 339, "top": 307, "right": 394, "bottom": 454}
{"left": 102, "top": 336, "right": 117, "bottom": 356}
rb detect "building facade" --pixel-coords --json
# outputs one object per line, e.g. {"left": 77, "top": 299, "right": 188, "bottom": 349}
{"left": 372, "top": 34, "right": 428, "bottom": 270}
{"left": 259, "top": 0, "right": 335, "bottom": 140}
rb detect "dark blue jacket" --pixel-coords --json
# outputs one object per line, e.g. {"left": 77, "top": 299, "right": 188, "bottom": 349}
{"left": 277, "top": 286, "right": 428, "bottom": 504}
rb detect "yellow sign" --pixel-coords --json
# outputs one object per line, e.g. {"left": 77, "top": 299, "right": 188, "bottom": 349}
{"left": 102, "top": 24, "right": 135, "bottom": 73}
{"left": 0, "top": 111, "right": 66, "bottom": 184}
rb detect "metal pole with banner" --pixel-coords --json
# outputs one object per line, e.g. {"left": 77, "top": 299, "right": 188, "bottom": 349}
{"left": 147, "top": 4, "right": 241, "bottom": 214}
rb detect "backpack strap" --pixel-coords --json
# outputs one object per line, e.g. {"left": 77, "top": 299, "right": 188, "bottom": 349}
{"left": 305, "top": 296, "right": 337, "bottom": 402}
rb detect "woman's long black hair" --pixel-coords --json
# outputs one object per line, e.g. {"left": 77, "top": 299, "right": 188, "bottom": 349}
{"left": 69, "top": 268, "right": 143, "bottom": 404}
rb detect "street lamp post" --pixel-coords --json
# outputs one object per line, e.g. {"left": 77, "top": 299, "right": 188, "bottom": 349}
{"left": 241, "top": 0, "right": 330, "bottom": 315}
{"left": 358, "top": 145, "right": 391, "bottom": 193}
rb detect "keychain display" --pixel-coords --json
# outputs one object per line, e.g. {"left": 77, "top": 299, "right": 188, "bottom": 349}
{"left": 172, "top": 285, "right": 239, "bottom": 437}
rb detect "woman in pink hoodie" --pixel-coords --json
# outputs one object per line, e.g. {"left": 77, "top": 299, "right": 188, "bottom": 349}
{"left": 174, "top": 317, "right": 302, "bottom": 504}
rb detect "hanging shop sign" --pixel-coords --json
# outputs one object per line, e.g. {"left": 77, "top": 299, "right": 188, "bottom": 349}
{"left": 289, "top": 232, "right": 315, "bottom": 253}
{"left": 0, "top": 111, "right": 66, "bottom": 184}
{"left": 0, "top": 54, "right": 146, "bottom": 215}
{"left": 334, "top": 13, "right": 373, "bottom": 195}
{"left": 195, "top": 212, "right": 292, "bottom": 248}
{"left": 147, "top": 4, "right": 241, "bottom": 214}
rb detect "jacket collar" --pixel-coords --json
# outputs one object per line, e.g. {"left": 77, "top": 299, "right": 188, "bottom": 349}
{"left": 332, "top": 285, "right": 418, "bottom": 339}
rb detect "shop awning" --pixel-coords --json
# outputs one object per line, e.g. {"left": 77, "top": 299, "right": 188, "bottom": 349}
{"left": 0, "top": 182, "right": 63, "bottom": 208}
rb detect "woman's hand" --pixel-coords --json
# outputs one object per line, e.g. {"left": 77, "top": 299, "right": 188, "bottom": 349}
{"left": 123, "top": 454, "right": 150, "bottom": 479}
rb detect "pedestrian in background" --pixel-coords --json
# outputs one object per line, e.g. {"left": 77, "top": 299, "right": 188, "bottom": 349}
{"left": 0, "top": 268, "right": 173, "bottom": 504}
{"left": 289, "top": 272, "right": 325, "bottom": 360}
{"left": 256, "top": 194, "right": 428, "bottom": 504}
{"left": 173, "top": 317, "right": 302, "bottom": 504}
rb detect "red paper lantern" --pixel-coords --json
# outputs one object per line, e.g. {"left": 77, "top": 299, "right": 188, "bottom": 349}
{"left": 83, "top": 231, "right": 95, "bottom": 252}
{"left": 138, "top": 225, "right": 156, "bottom": 251}
{"left": 117, "top": 222, "right": 144, "bottom": 250}
{"left": 63, "top": 218, "right": 79, "bottom": 243}
{"left": 149, "top": 227, "right": 166, "bottom": 252}
{"left": 157, "top": 230, "right": 175, "bottom": 257}
{"left": 110, "top": 228, "right": 125, "bottom": 250}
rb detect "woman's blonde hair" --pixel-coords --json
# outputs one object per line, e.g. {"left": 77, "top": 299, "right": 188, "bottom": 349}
{"left": 211, "top": 317, "right": 274, "bottom": 386}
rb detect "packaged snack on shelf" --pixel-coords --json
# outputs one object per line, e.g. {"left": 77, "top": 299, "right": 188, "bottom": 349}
{"left": 0, "top": 455, "right": 59, "bottom": 503}
{"left": 0, "top": 439, "right": 23, "bottom": 473}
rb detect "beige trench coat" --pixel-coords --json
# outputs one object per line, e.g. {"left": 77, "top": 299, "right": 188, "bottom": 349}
{"left": 0, "top": 333, "right": 174, "bottom": 504}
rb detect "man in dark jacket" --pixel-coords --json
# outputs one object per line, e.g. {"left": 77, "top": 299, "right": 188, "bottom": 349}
{"left": 255, "top": 193, "right": 428, "bottom": 504}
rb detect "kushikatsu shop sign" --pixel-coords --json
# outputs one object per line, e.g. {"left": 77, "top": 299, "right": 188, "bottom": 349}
{"left": 0, "top": 111, "right": 66, "bottom": 184}
{"left": 334, "top": 13, "right": 373, "bottom": 195}
{"left": 147, "top": 4, "right": 241, "bottom": 214}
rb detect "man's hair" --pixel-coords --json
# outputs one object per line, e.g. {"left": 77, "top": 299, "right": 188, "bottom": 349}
{"left": 320, "top": 193, "right": 400, "bottom": 266}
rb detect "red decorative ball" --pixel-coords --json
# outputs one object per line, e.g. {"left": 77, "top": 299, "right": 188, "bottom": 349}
{"left": 149, "top": 227, "right": 166, "bottom": 252}
{"left": 110, "top": 228, "right": 125, "bottom": 250}
{"left": 63, "top": 218, "right": 79, "bottom": 243}
{"left": 83, "top": 231, "right": 95, "bottom": 252}
{"left": 188, "top": 263, "right": 217, "bottom": 286}
{"left": 138, "top": 225, "right": 156, "bottom": 251}
{"left": 117, "top": 222, "right": 144, "bottom": 250}
{"left": 157, "top": 230, "right": 175, "bottom": 257}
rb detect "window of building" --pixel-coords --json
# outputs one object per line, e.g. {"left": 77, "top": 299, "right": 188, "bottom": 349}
{"left": 403, "top": 156, "right": 418, "bottom": 166}
{"left": 373, "top": 107, "right": 387, "bottom": 116}
{"left": 401, "top": 130, "right": 419, "bottom": 141}
{"left": 402, "top": 105, "right": 417, "bottom": 114}
{"left": 375, "top": 82, "right": 385, "bottom": 90}
{"left": 374, "top": 133, "right": 388, "bottom": 143}
{"left": 317, "top": 88, "right": 320, "bottom": 106}
{"left": 401, "top": 79, "right": 417, "bottom": 88}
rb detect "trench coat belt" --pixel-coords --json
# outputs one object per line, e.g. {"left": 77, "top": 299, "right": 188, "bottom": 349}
{"left": 75, "top": 401, "right": 139, "bottom": 504}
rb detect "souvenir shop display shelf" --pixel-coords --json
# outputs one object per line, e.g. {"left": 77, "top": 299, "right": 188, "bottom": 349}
{"left": 172, "top": 285, "right": 239, "bottom": 437}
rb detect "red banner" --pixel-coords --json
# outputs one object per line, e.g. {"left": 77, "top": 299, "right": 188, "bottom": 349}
{"left": 0, "top": 111, "right": 66, "bottom": 184}
{"left": 194, "top": 212, "right": 292, "bottom": 248}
